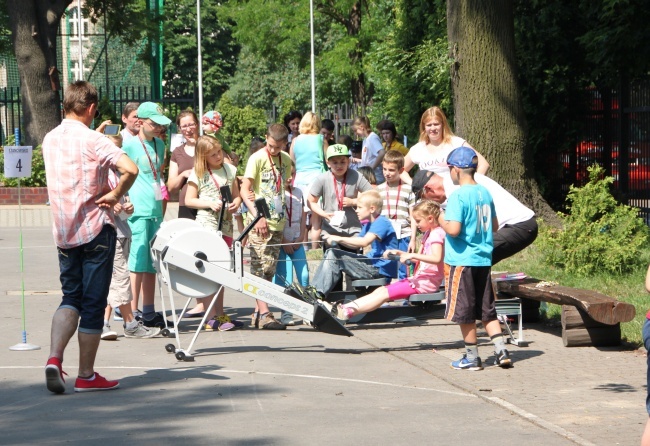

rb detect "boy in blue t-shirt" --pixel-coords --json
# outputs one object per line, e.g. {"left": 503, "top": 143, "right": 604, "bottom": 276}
{"left": 311, "top": 190, "right": 398, "bottom": 296}
{"left": 437, "top": 147, "right": 512, "bottom": 371}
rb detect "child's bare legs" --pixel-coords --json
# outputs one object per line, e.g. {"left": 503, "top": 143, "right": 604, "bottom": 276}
{"left": 197, "top": 288, "right": 225, "bottom": 320}
{"left": 341, "top": 286, "right": 390, "bottom": 317}
{"left": 310, "top": 213, "right": 321, "bottom": 250}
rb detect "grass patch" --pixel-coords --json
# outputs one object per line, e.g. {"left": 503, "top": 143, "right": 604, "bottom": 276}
{"left": 497, "top": 243, "right": 649, "bottom": 346}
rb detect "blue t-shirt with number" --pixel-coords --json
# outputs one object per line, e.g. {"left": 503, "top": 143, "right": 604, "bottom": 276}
{"left": 361, "top": 215, "right": 399, "bottom": 278}
{"left": 443, "top": 184, "right": 496, "bottom": 267}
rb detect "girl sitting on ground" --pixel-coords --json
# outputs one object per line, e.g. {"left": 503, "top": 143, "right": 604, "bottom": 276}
{"left": 185, "top": 135, "right": 244, "bottom": 331}
{"left": 333, "top": 200, "right": 445, "bottom": 320}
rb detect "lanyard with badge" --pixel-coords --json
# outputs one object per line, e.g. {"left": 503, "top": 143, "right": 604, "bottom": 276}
{"left": 266, "top": 149, "right": 285, "bottom": 215}
{"left": 329, "top": 171, "right": 347, "bottom": 227}
{"left": 139, "top": 137, "right": 162, "bottom": 201}
{"left": 386, "top": 180, "right": 403, "bottom": 238}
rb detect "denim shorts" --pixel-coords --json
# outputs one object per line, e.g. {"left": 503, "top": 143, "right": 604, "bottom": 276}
{"left": 57, "top": 225, "right": 116, "bottom": 334}
{"left": 643, "top": 318, "right": 650, "bottom": 415}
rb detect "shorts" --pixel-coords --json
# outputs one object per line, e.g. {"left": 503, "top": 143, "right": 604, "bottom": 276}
{"left": 444, "top": 264, "right": 496, "bottom": 324}
{"left": 107, "top": 237, "right": 133, "bottom": 308}
{"left": 386, "top": 279, "right": 419, "bottom": 300}
{"left": 128, "top": 216, "right": 162, "bottom": 274}
{"left": 57, "top": 225, "right": 116, "bottom": 334}
{"left": 248, "top": 229, "right": 283, "bottom": 281}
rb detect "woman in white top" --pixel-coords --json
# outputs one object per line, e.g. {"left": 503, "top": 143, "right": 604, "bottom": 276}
{"left": 404, "top": 106, "right": 489, "bottom": 176}
{"left": 354, "top": 116, "right": 386, "bottom": 184}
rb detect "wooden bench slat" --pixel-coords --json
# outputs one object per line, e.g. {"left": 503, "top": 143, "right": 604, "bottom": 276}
{"left": 494, "top": 277, "right": 635, "bottom": 325}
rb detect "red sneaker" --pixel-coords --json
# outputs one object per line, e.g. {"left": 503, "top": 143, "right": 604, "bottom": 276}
{"left": 45, "top": 357, "right": 67, "bottom": 394}
{"left": 74, "top": 372, "right": 120, "bottom": 392}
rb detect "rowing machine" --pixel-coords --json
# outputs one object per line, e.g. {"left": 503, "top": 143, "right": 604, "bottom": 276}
{"left": 151, "top": 197, "right": 352, "bottom": 361}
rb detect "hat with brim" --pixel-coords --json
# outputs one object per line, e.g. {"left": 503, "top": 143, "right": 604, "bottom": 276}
{"left": 411, "top": 170, "right": 435, "bottom": 197}
{"left": 447, "top": 146, "right": 478, "bottom": 168}
{"left": 137, "top": 102, "right": 171, "bottom": 126}
{"left": 327, "top": 144, "right": 351, "bottom": 160}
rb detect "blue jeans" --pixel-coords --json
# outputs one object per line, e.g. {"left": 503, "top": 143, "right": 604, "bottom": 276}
{"left": 312, "top": 248, "right": 383, "bottom": 295}
{"left": 642, "top": 319, "right": 650, "bottom": 415}
{"left": 57, "top": 225, "right": 116, "bottom": 334}
{"left": 273, "top": 245, "right": 310, "bottom": 323}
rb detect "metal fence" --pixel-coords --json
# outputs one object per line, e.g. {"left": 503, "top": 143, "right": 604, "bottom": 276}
{"left": 0, "top": 86, "right": 198, "bottom": 144}
{"left": 560, "top": 80, "right": 650, "bottom": 222}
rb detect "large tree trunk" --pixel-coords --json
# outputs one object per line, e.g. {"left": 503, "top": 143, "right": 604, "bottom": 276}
{"left": 447, "top": 0, "right": 558, "bottom": 223}
{"left": 7, "top": 0, "right": 71, "bottom": 147}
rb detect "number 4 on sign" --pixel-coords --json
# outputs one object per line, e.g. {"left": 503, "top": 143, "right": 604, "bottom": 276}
{"left": 4, "top": 146, "right": 33, "bottom": 178}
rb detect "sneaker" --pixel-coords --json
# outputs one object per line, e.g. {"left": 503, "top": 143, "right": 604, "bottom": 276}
{"left": 334, "top": 303, "right": 353, "bottom": 321}
{"left": 133, "top": 309, "right": 143, "bottom": 320}
{"left": 259, "top": 312, "right": 286, "bottom": 330}
{"left": 124, "top": 321, "right": 161, "bottom": 338}
{"left": 451, "top": 354, "right": 483, "bottom": 371}
{"left": 45, "top": 357, "right": 67, "bottom": 394}
{"left": 74, "top": 372, "right": 120, "bottom": 392}
{"left": 113, "top": 307, "right": 123, "bottom": 321}
{"left": 494, "top": 349, "right": 513, "bottom": 368}
{"left": 205, "top": 317, "right": 235, "bottom": 331}
{"left": 217, "top": 314, "right": 244, "bottom": 329}
{"left": 142, "top": 312, "right": 174, "bottom": 329}
{"left": 101, "top": 325, "right": 118, "bottom": 341}
{"left": 251, "top": 312, "right": 259, "bottom": 328}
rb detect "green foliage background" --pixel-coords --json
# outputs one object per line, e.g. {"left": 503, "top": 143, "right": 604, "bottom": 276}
{"left": 538, "top": 165, "right": 649, "bottom": 275}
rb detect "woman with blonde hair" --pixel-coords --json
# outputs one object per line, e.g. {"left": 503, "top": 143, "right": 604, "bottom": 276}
{"left": 403, "top": 106, "right": 489, "bottom": 175}
{"left": 290, "top": 111, "right": 328, "bottom": 249}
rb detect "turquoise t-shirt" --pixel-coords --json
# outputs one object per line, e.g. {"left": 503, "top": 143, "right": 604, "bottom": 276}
{"left": 443, "top": 183, "right": 496, "bottom": 267}
{"left": 123, "top": 136, "right": 165, "bottom": 219}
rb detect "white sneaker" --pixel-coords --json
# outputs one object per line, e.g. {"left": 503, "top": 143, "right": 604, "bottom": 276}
{"left": 101, "top": 325, "right": 118, "bottom": 341}
{"left": 124, "top": 321, "right": 161, "bottom": 339}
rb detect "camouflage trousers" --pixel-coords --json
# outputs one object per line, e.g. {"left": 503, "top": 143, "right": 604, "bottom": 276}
{"left": 248, "top": 230, "right": 283, "bottom": 281}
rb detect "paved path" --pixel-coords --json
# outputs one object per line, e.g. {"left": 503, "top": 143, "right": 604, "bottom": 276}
{"left": 0, "top": 205, "right": 646, "bottom": 445}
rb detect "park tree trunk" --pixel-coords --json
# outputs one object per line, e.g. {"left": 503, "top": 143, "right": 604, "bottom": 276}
{"left": 447, "top": 0, "right": 557, "bottom": 223}
{"left": 7, "top": 0, "right": 71, "bottom": 147}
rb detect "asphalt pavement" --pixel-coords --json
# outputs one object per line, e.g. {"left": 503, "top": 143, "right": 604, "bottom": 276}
{"left": 0, "top": 204, "right": 646, "bottom": 445}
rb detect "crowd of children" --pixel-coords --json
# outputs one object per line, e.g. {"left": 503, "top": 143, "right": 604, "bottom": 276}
{"left": 93, "top": 105, "right": 515, "bottom": 372}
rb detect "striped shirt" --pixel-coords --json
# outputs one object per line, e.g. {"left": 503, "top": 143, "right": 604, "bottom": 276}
{"left": 377, "top": 181, "right": 415, "bottom": 238}
{"left": 43, "top": 119, "right": 126, "bottom": 249}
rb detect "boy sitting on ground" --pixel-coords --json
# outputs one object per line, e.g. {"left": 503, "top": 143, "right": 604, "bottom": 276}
{"left": 311, "top": 190, "right": 399, "bottom": 297}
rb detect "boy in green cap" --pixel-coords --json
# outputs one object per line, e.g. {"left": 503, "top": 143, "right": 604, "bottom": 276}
{"left": 307, "top": 144, "right": 374, "bottom": 250}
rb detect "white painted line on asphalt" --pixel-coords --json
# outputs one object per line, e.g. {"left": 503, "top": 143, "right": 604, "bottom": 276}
{"left": 486, "top": 396, "right": 597, "bottom": 446}
{"left": 0, "top": 245, "right": 55, "bottom": 249}
{"left": 1, "top": 366, "right": 476, "bottom": 398}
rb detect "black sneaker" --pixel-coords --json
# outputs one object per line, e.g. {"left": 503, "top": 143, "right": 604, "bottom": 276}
{"left": 142, "top": 312, "right": 174, "bottom": 329}
{"left": 494, "top": 349, "right": 513, "bottom": 368}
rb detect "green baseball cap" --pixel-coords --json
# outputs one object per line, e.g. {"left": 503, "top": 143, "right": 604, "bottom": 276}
{"left": 326, "top": 143, "right": 351, "bottom": 160}
{"left": 137, "top": 102, "right": 171, "bottom": 126}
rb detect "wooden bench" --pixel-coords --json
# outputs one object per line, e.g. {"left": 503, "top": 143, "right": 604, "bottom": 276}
{"left": 494, "top": 276, "right": 636, "bottom": 347}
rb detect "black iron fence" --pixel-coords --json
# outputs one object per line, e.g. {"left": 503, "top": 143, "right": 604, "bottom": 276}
{"left": 559, "top": 80, "right": 650, "bottom": 222}
{"left": 0, "top": 86, "right": 198, "bottom": 144}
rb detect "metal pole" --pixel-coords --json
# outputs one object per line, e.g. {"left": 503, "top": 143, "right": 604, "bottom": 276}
{"left": 197, "top": 0, "right": 204, "bottom": 134}
{"left": 77, "top": 0, "right": 84, "bottom": 81}
{"left": 309, "top": 0, "right": 316, "bottom": 112}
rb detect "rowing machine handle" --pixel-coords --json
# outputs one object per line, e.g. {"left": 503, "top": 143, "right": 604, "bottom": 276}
{"left": 387, "top": 254, "right": 412, "bottom": 265}
{"left": 255, "top": 197, "right": 271, "bottom": 219}
{"left": 219, "top": 185, "right": 233, "bottom": 204}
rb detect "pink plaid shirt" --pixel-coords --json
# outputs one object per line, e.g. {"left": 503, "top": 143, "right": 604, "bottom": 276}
{"left": 43, "top": 119, "right": 126, "bottom": 249}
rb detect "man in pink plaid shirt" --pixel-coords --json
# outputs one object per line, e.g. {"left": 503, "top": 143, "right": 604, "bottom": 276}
{"left": 42, "top": 81, "right": 138, "bottom": 394}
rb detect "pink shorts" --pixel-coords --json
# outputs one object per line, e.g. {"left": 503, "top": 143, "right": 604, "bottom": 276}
{"left": 386, "top": 279, "right": 420, "bottom": 300}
